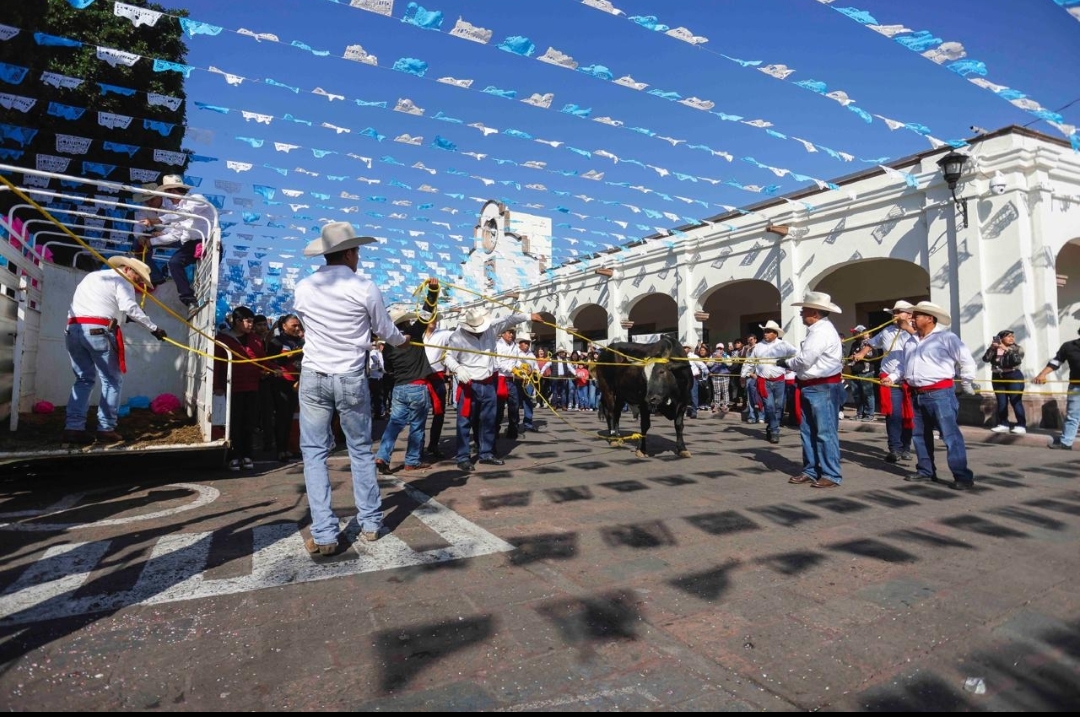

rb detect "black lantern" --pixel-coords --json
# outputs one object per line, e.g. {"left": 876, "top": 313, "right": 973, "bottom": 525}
{"left": 936, "top": 150, "right": 969, "bottom": 227}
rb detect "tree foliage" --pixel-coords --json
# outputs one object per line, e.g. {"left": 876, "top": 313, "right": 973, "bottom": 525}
{"left": 0, "top": 0, "right": 191, "bottom": 185}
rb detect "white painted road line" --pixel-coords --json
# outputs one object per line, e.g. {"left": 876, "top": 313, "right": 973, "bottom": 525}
{"left": 494, "top": 686, "right": 661, "bottom": 711}
{"left": 0, "top": 478, "right": 515, "bottom": 625}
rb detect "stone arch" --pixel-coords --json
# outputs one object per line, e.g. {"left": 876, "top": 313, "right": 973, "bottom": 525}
{"left": 532, "top": 311, "right": 557, "bottom": 352}
{"left": 1057, "top": 238, "right": 1080, "bottom": 340}
{"left": 626, "top": 292, "right": 677, "bottom": 340}
{"left": 699, "top": 279, "right": 783, "bottom": 346}
{"left": 570, "top": 303, "right": 608, "bottom": 349}
{"left": 809, "top": 258, "right": 931, "bottom": 331}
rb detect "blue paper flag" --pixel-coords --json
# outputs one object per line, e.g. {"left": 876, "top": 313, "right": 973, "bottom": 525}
{"left": 253, "top": 185, "right": 275, "bottom": 200}
{"left": 312, "top": 148, "right": 336, "bottom": 158}
{"left": 566, "top": 147, "right": 591, "bottom": 158}
{"left": 97, "top": 82, "right": 136, "bottom": 97}
{"left": 265, "top": 78, "right": 300, "bottom": 93}
{"left": 179, "top": 18, "right": 224, "bottom": 37}
{"left": 560, "top": 104, "right": 591, "bottom": 118}
{"left": 0, "top": 148, "right": 23, "bottom": 161}
{"left": 47, "top": 102, "right": 85, "bottom": 120}
{"left": 194, "top": 101, "right": 229, "bottom": 114}
{"left": 0, "top": 123, "right": 37, "bottom": 146}
{"left": 263, "top": 164, "right": 288, "bottom": 176}
{"left": 152, "top": 59, "right": 194, "bottom": 78}
{"left": 0, "top": 62, "right": 28, "bottom": 85}
{"left": 356, "top": 99, "right": 388, "bottom": 108}
{"left": 431, "top": 136, "right": 458, "bottom": 151}
{"left": 483, "top": 86, "right": 517, "bottom": 99}
{"left": 360, "top": 127, "right": 386, "bottom": 142}
{"left": 833, "top": 7, "right": 877, "bottom": 25}
{"left": 143, "top": 119, "right": 175, "bottom": 136}
{"left": 236, "top": 136, "right": 265, "bottom": 148}
{"left": 947, "top": 59, "right": 987, "bottom": 77}
{"left": 291, "top": 41, "right": 330, "bottom": 56}
{"left": 402, "top": 3, "right": 444, "bottom": 30}
{"left": 848, "top": 105, "right": 873, "bottom": 123}
{"left": 629, "top": 16, "right": 669, "bottom": 31}
{"left": 282, "top": 114, "right": 312, "bottom": 126}
{"left": 579, "top": 64, "right": 613, "bottom": 80}
{"left": 102, "top": 141, "right": 138, "bottom": 157}
{"left": 503, "top": 129, "right": 533, "bottom": 140}
{"left": 34, "top": 33, "right": 82, "bottom": 47}
{"left": 794, "top": 79, "right": 827, "bottom": 94}
{"left": 82, "top": 162, "right": 116, "bottom": 178}
{"left": 393, "top": 57, "right": 429, "bottom": 77}
{"left": 204, "top": 194, "right": 226, "bottom": 209}
{"left": 895, "top": 31, "right": 942, "bottom": 52}
{"left": 497, "top": 36, "right": 535, "bottom": 56}
{"left": 189, "top": 154, "right": 218, "bottom": 163}
{"left": 648, "top": 89, "right": 682, "bottom": 101}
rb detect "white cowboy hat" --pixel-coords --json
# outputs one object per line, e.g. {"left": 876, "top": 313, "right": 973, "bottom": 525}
{"left": 135, "top": 183, "right": 160, "bottom": 203}
{"left": 791, "top": 290, "right": 842, "bottom": 314}
{"left": 388, "top": 305, "right": 417, "bottom": 325}
{"left": 107, "top": 255, "right": 153, "bottom": 286}
{"left": 158, "top": 174, "right": 190, "bottom": 192}
{"left": 759, "top": 320, "right": 785, "bottom": 338}
{"left": 911, "top": 300, "right": 951, "bottom": 327}
{"left": 303, "top": 221, "right": 376, "bottom": 257}
{"left": 459, "top": 307, "right": 492, "bottom": 334}
{"left": 884, "top": 299, "right": 916, "bottom": 313}
{"left": 516, "top": 336, "right": 532, "bottom": 343}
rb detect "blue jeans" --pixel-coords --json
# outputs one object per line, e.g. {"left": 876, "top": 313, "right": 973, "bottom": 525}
{"left": 65, "top": 324, "right": 123, "bottom": 431}
{"left": 376, "top": 383, "right": 430, "bottom": 466}
{"left": 745, "top": 379, "right": 762, "bottom": 422}
{"left": 551, "top": 380, "right": 569, "bottom": 409}
{"left": 518, "top": 381, "right": 535, "bottom": 427}
{"left": 884, "top": 386, "right": 912, "bottom": 454}
{"left": 586, "top": 380, "right": 597, "bottom": 410}
{"left": 762, "top": 379, "right": 786, "bottom": 435}
{"left": 911, "top": 387, "right": 974, "bottom": 483}
{"left": 299, "top": 370, "right": 382, "bottom": 544}
{"left": 457, "top": 379, "right": 497, "bottom": 462}
{"left": 852, "top": 375, "right": 876, "bottom": 417}
{"left": 689, "top": 379, "right": 699, "bottom": 416}
{"left": 1060, "top": 389, "right": 1080, "bottom": 447}
{"left": 992, "top": 370, "right": 1026, "bottom": 428}
{"left": 168, "top": 240, "right": 199, "bottom": 301}
{"left": 799, "top": 383, "right": 842, "bottom": 483}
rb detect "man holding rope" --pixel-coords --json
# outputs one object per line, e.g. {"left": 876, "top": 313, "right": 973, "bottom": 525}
{"left": 1033, "top": 328, "right": 1080, "bottom": 451}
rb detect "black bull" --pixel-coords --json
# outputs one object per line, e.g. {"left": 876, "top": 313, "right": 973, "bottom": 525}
{"left": 594, "top": 334, "right": 693, "bottom": 458}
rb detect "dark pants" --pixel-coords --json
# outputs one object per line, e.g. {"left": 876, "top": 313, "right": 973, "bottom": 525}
{"left": 517, "top": 380, "right": 535, "bottom": 428}
{"left": 369, "top": 377, "right": 386, "bottom": 418}
{"left": 729, "top": 374, "right": 743, "bottom": 406}
{"left": 911, "top": 387, "right": 974, "bottom": 483}
{"left": 883, "top": 385, "right": 912, "bottom": 454}
{"left": 168, "top": 240, "right": 199, "bottom": 302}
{"left": 271, "top": 379, "right": 298, "bottom": 454}
{"left": 992, "top": 370, "right": 1027, "bottom": 427}
{"left": 495, "top": 375, "right": 520, "bottom": 433}
{"left": 428, "top": 375, "right": 447, "bottom": 451}
{"left": 228, "top": 390, "right": 258, "bottom": 460}
{"left": 456, "top": 380, "right": 497, "bottom": 462}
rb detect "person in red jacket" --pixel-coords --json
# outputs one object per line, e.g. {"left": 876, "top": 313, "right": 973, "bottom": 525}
{"left": 214, "top": 306, "right": 266, "bottom": 471}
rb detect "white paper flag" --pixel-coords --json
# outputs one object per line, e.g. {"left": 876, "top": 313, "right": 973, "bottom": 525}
{"left": 0, "top": 93, "right": 35, "bottom": 113}
{"left": 209, "top": 66, "right": 244, "bottom": 86}
{"left": 0, "top": 25, "right": 20, "bottom": 41}
{"left": 23, "top": 174, "right": 50, "bottom": 188}
{"left": 36, "top": 154, "right": 71, "bottom": 173}
{"left": 55, "top": 134, "right": 91, "bottom": 154}
{"left": 343, "top": 44, "right": 378, "bottom": 65}
{"left": 449, "top": 18, "right": 492, "bottom": 44}
{"left": 41, "top": 72, "right": 82, "bottom": 90}
{"left": 153, "top": 149, "right": 187, "bottom": 166}
{"left": 274, "top": 142, "right": 300, "bottom": 153}
{"left": 395, "top": 134, "right": 423, "bottom": 145}
{"left": 114, "top": 2, "right": 163, "bottom": 27}
{"left": 666, "top": 27, "right": 708, "bottom": 45}
{"left": 394, "top": 98, "right": 424, "bottom": 115}
{"left": 321, "top": 122, "right": 350, "bottom": 134}
{"left": 313, "top": 88, "right": 345, "bottom": 102}
{"left": 96, "top": 47, "right": 140, "bottom": 68}
{"left": 130, "top": 168, "right": 160, "bottom": 182}
{"left": 679, "top": 97, "right": 714, "bottom": 111}
{"left": 522, "top": 160, "right": 547, "bottom": 169}
{"left": 468, "top": 122, "right": 498, "bottom": 136}
{"left": 614, "top": 75, "right": 647, "bottom": 90}
{"left": 347, "top": 154, "right": 374, "bottom": 168}
{"left": 351, "top": 0, "right": 394, "bottom": 16}
{"left": 437, "top": 76, "right": 474, "bottom": 88}
{"left": 98, "top": 112, "right": 133, "bottom": 130}
{"left": 241, "top": 111, "right": 273, "bottom": 125}
{"left": 594, "top": 116, "right": 624, "bottom": 127}
{"left": 522, "top": 92, "right": 554, "bottom": 109}
{"left": 582, "top": 0, "right": 624, "bottom": 16}
{"left": 411, "top": 162, "right": 436, "bottom": 174}
{"left": 281, "top": 189, "right": 304, "bottom": 197}
{"left": 758, "top": 64, "right": 795, "bottom": 80}
{"left": 537, "top": 47, "right": 578, "bottom": 70}
{"left": 237, "top": 28, "right": 279, "bottom": 42}
{"left": 867, "top": 24, "right": 912, "bottom": 38}
{"left": 147, "top": 93, "right": 183, "bottom": 111}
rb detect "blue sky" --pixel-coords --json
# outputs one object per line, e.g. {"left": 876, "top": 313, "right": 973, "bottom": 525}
{"left": 119, "top": 0, "right": 1080, "bottom": 311}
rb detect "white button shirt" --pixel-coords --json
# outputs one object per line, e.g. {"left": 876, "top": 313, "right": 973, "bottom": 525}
{"left": 68, "top": 270, "right": 157, "bottom": 331}
{"left": 425, "top": 328, "right": 454, "bottom": 372}
{"left": 443, "top": 313, "right": 528, "bottom": 382}
{"left": 495, "top": 337, "right": 520, "bottom": 376}
{"left": 868, "top": 325, "right": 916, "bottom": 378}
{"left": 517, "top": 348, "right": 537, "bottom": 373}
{"left": 293, "top": 265, "right": 406, "bottom": 375}
{"left": 748, "top": 337, "right": 798, "bottom": 380}
{"left": 786, "top": 319, "right": 843, "bottom": 380}
{"left": 150, "top": 194, "right": 216, "bottom": 246}
{"left": 894, "top": 325, "right": 976, "bottom": 387}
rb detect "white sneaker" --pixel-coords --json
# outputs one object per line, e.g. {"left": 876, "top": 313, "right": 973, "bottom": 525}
{"left": 990, "top": 425, "right": 1010, "bottom": 433}
{"left": 1011, "top": 426, "right": 1027, "bottom": 435}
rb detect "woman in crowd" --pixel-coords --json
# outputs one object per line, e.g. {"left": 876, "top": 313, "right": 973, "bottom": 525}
{"left": 983, "top": 329, "right": 1027, "bottom": 434}
{"left": 266, "top": 314, "right": 304, "bottom": 463}
{"left": 213, "top": 306, "right": 266, "bottom": 471}
{"left": 535, "top": 347, "right": 550, "bottom": 406}
{"left": 709, "top": 343, "right": 730, "bottom": 412}
{"left": 694, "top": 344, "right": 713, "bottom": 411}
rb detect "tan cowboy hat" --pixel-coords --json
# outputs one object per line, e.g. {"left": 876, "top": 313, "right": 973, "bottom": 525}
{"left": 158, "top": 174, "right": 190, "bottom": 192}
{"left": 135, "top": 183, "right": 160, "bottom": 203}
{"left": 459, "top": 307, "right": 492, "bottom": 334}
{"left": 107, "top": 255, "right": 153, "bottom": 286}
{"left": 792, "top": 290, "right": 842, "bottom": 314}
{"left": 884, "top": 299, "right": 915, "bottom": 313}
{"left": 759, "top": 320, "right": 785, "bottom": 338}
{"left": 388, "top": 305, "right": 417, "bottom": 325}
{"left": 303, "top": 221, "right": 377, "bottom": 257}
{"left": 911, "top": 300, "right": 951, "bottom": 326}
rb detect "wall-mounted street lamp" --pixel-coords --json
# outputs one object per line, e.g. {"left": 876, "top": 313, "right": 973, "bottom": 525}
{"left": 936, "top": 150, "right": 969, "bottom": 228}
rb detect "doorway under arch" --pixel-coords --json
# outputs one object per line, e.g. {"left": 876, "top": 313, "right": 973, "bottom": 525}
{"left": 700, "top": 279, "right": 783, "bottom": 346}
{"left": 627, "top": 293, "right": 677, "bottom": 340}
{"left": 1057, "top": 239, "right": 1080, "bottom": 340}
{"left": 571, "top": 303, "right": 608, "bottom": 350}
{"left": 811, "top": 258, "right": 931, "bottom": 331}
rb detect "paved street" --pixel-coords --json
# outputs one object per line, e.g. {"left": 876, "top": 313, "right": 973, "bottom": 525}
{"left": 1, "top": 411, "right": 1078, "bottom": 711}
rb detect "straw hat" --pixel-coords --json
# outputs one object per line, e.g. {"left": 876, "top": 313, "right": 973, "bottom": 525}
{"left": 107, "top": 255, "right": 153, "bottom": 286}
{"left": 791, "top": 290, "right": 842, "bottom": 314}
{"left": 759, "top": 320, "right": 785, "bottom": 338}
{"left": 135, "top": 183, "right": 160, "bottom": 204}
{"left": 459, "top": 307, "right": 492, "bottom": 334}
{"left": 911, "top": 301, "right": 951, "bottom": 327}
{"left": 884, "top": 299, "right": 915, "bottom": 313}
{"left": 158, "top": 174, "right": 190, "bottom": 192}
{"left": 303, "top": 221, "right": 376, "bottom": 257}
{"left": 388, "top": 305, "right": 417, "bottom": 325}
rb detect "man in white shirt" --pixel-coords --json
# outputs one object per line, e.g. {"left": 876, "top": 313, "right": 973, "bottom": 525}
{"left": 63, "top": 257, "right": 167, "bottom": 445}
{"left": 748, "top": 320, "right": 797, "bottom": 444}
{"left": 494, "top": 328, "right": 522, "bottom": 439}
{"left": 138, "top": 175, "right": 216, "bottom": 308}
{"left": 424, "top": 319, "right": 454, "bottom": 460}
{"left": 776, "top": 291, "right": 844, "bottom": 488}
{"left": 852, "top": 300, "right": 917, "bottom": 463}
{"left": 292, "top": 222, "right": 408, "bottom": 554}
{"left": 515, "top": 336, "right": 540, "bottom": 433}
{"left": 883, "top": 301, "right": 977, "bottom": 491}
{"left": 131, "top": 183, "right": 168, "bottom": 286}
{"left": 443, "top": 307, "right": 542, "bottom": 472}
{"left": 740, "top": 335, "right": 763, "bottom": 423}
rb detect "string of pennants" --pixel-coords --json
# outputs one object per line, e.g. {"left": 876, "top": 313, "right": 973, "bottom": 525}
{"left": 37, "top": 1, "right": 920, "bottom": 181}
{"left": 813, "top": 0, "right": 1079, "bottom": 150}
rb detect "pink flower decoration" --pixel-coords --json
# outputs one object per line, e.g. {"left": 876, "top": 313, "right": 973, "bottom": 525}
{"left": 32, "top": 401, "right": 54, "bottom": 414}
{"left": 150, "top": 393, "right": 182, "bottom": 415}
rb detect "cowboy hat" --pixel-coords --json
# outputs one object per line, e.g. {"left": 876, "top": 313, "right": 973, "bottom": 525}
{"left": 107, "top": 255, "right": 153, "bottom": 286}
{"left": 459, "top": 307, "right": 492, "bottom": 334}
{"left": 850, "top": 324, "right": 867, "bottom": 334}
{"left": 388, "top": 305, "right": 417, "bottom": 325}
{"left": 303, "top": 221, "right": 377, "bottom": 257}
{"left": 884, "top": 299, "right": 915, "bottom": 313}
{"left": 135, "top": 183, "right": 160, "bottom": 203}
{"left": 517, "top": 336, "right": 532, "bottom": 343}
{"left": 791, "top": 290, "right": 842, "bottom": 314}
{"left": 759, "top": 320, "right": 785, "bottom": 338}
{"left": 911, "top": 301, "right": 951, "bottom": 326}
{"left": 158, "top": 174, "right": 190, "bottom": 192}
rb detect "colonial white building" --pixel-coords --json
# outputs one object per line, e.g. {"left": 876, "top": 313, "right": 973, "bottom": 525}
{"left": 452, "top": 127, "right": 1080, "bottom": 420}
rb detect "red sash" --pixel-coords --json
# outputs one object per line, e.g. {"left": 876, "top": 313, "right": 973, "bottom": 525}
{"left": 456, "top": 375, "right": 494, "bottom": 418}
{"left": 756, "top": 375, "right": 784, "bottom": 401}
{"left": 792, "top": 373, "right": 841, "bottom": 425}
{"left": 69, "top": 317, "right": 125, "bottom": 373}
{"left": 426, "top": 371, "right": 445, "bottom": 416}
{"left": 496, "top": 374, "right": 510, "bottom": 400}
{"left": 880, "top": 373, "right": 915, "bottom": 429}
{"left": 911, "top": 378, "right": 954, "bottom": 394}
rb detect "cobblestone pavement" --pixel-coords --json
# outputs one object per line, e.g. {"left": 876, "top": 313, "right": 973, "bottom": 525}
{"left": 1, "top": 410, "right": 1078, "bottom": 711}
